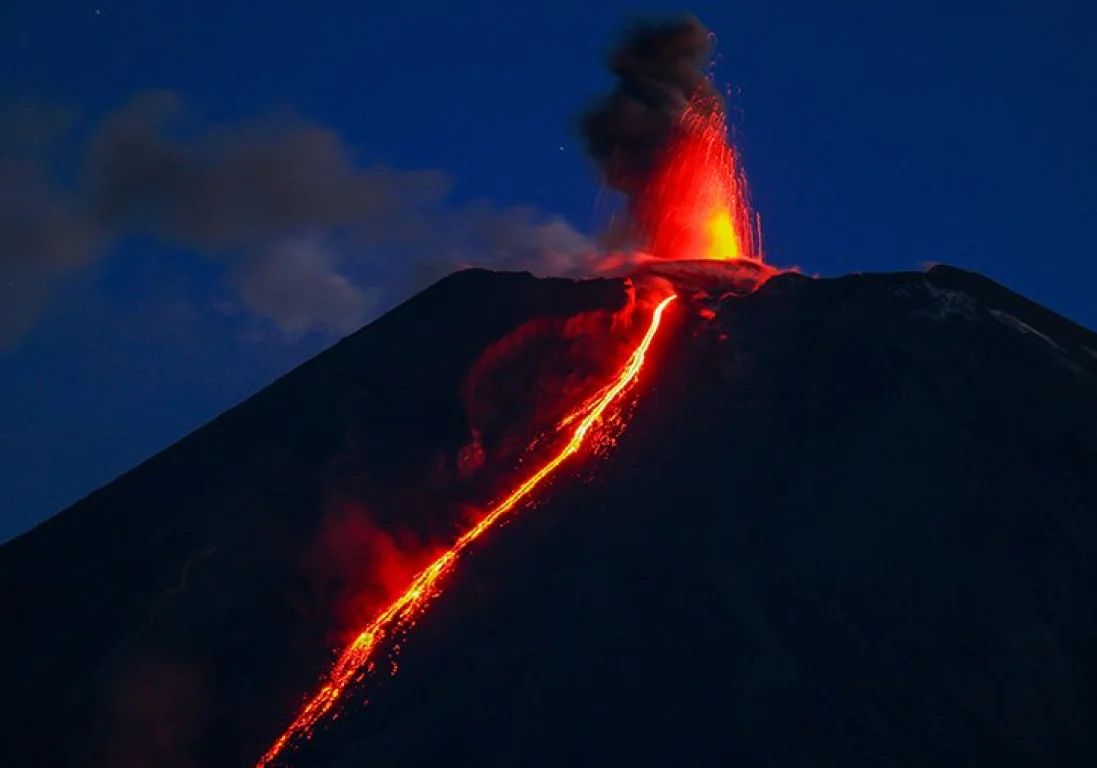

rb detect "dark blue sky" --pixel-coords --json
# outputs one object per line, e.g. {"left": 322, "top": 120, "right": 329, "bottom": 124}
{"left": 1, "top": 0, "right": 1093, "bottom": 541}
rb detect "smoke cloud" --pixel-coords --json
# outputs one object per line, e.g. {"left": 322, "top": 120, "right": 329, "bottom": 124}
{"left": 580, "top": 14, "right": 719, "bottom": 201}
{"left": 0, "top": 104, "right": 103, "bottom": 347}
{"left": 0, "top": 92, "right": 594, "bottom": 348}
{"left": 231, "top": 238, "right": 379, "bottom": 335}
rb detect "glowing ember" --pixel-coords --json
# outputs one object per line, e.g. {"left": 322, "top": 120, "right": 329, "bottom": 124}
{"left": 635, "top": 95, "right": 762, "bottom": 264}
{"left": 256, "top": 295, "right": 678, "bottom": 767}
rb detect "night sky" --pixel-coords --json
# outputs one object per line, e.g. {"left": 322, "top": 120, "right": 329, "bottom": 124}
{"left": 1, "top": 0, "right": 1092, "bottom": 542}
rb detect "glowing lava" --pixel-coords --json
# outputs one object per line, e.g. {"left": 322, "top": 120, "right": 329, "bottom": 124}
{"left": 257, "top": 294, "right": 678, "bottom": 767}
{"left": 636, "top": 95, "right": 762, "bottom": 264}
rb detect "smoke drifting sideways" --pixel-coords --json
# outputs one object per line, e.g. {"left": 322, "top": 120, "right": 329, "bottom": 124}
{"left": 0, "top": 93, "right": 594, "bottom": 349}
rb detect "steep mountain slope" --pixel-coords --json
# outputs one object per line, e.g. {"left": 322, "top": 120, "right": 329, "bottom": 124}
{"left": 0, "top": 269, "right": 628, "bottom": 767}
{"left": 289, "top": 265, "right": 1097, "bottom": 767}
{"left": 2, "top": 263, "right": 1095, "bottom": 767}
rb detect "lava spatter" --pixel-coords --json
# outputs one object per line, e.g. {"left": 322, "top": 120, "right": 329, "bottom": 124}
{"left": 256, "top": 295, "right": 677, "bottom": 767}
{"left": 636, "top": 96, "right": 763, "bottom": 265}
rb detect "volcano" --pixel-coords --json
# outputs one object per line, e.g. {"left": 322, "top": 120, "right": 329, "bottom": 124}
{"left": 2, "top": 263, "right": 1096, "bottom": 767}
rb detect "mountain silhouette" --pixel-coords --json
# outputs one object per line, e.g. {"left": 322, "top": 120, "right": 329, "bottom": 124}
{"left": 1, "top": 264, "right": 1095, "bottom": 767}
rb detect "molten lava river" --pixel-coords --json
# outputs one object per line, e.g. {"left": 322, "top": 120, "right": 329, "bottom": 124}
{"left": 257, "top": 296, "right": 678, "bottom": 766}
{"left": 258, "top": 88, "right": 777, "bottom": 766}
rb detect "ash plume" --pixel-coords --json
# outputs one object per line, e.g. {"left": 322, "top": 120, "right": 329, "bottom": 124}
{"left": 580, "top": 14, "right": 720, "bottom": 201}
{"left": 0, "top": 93, "right": 594, "bottom": 348}
{"left": 0, "top": 104, "right": 103, "bottom": 348}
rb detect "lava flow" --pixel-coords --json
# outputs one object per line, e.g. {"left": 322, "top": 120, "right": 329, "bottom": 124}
{"left": 257, "top": 294, "right": 677, "bottom": 767}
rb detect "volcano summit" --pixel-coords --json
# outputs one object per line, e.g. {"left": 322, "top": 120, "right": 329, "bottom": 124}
{"left": 1, "top": 262, "right": 1096, "bottom": 767}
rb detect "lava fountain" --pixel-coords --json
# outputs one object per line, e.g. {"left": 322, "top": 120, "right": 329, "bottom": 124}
{"left": 635, "top": 95, "right": 763, "bottom": 264}
{"left": 581, "top": 14, "right": 767, "bottom": 277}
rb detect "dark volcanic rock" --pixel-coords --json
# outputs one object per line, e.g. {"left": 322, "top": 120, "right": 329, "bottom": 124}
{"left": 3, "top": 263, "right": 1096, "bottom": 767}
{"left": 296, "top": 265, "right": 1097, "bottom": 768}
{"left": 0, "top": 269, "right": 628, "bottom": 768}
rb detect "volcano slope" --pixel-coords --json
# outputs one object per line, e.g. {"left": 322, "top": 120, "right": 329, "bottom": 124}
{"left": 280, "top": 264, "right": 1097, "bottom": 768}
{"left": 3, "top": 264, "right": 1097, "bottom": 767}
{"left": 0, "top": 269, "right": 630, "bottom": 768}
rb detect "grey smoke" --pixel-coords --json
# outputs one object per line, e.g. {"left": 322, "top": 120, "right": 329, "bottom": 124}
{"left": 84, "top": 91, "right": 449, "bottom": 249}
{"left": 0, "top": 104, "right": 103, "bottom": 347}
{"left": 232, "top": 237, "right": 378, "bottom": 335}
{"left": 0, "top": 91, "right": 594, "bottom": 348}
{"left": 438, "top": 202, "right": 598, "bottom": 276}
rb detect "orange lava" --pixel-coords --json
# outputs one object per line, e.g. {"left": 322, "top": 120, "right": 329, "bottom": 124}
{"left": 256, "top": 294, "right": 678, "bottom": 767}
{"left": 636, "top": 96, "right": 763, "bottom": 264}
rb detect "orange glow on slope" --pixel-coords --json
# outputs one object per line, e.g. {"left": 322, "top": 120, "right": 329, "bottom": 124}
{"left": 256, "top": 294, "right": 678, "bottom": 767}
{"left": 636, "top": 96, "right": 762, "bottom": 264}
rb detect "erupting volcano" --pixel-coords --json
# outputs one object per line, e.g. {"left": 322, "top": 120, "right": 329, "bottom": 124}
{"left": 582, "top": 15, "right": 763, "bottom": 268}
{"left": 259, "top": 16, "right": 766, "bottom": 763}
{"left": 2, "top": 12, "right": 1096, "bottom": 768}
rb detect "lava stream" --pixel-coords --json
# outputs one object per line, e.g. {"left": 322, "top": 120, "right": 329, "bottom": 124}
{"left": 257, "top": 294, "right": 678, "bottom": 767}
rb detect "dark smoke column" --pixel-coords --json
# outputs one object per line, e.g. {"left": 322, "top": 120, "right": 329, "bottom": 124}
{"left": 580, "top": 15, "right": 760, "bottom": 264}
{"left": 581, "top": 15, "right": 718, "bottom": 196}
{"left": 580, "top": 16, "right": 723, "bottom": 250}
